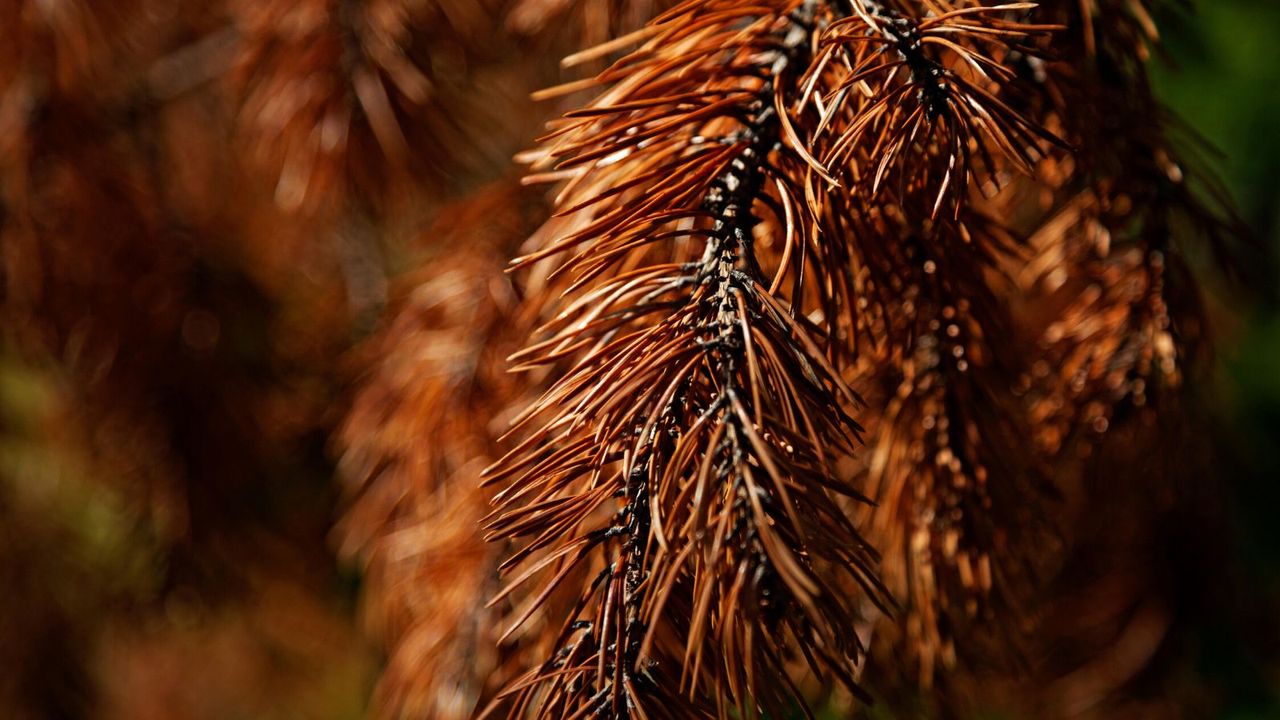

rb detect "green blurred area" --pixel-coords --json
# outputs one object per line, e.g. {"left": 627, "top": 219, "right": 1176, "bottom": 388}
{"left": 1152, "top": 0, "right": 1280, "bottom": 717}
{"left": 1158, "top": 0, "right": 1280, "bottom": 588}
{"left": 1154, "top": 0, "right": 1280, "bottom": 247}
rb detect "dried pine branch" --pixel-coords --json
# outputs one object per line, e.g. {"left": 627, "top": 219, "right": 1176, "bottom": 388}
{"left": 823, "top": 2, "right": 1244, "bottom": 715}
{"left": 983, "top": 0, "right": 1244, "bottom": 713}
{"left": 229, "top": 0, "right": 521, "bottom": 213}
{"left": 806, "top": 1, "right": 1066, "bottom": 217}
{"left": 483, "top": 2, "right": 911, "bottom": 716}
{"left": 336, "top": 181, "right": 547, "bottom": 720}
{"left": 789, "top": 1, "right": 1066, "bottom": 688}
{"left": 1015, "top": 0, "right": 1233, "bottom": 453}
{"left": 849, "top": 212, "right": 1051, "bottom": 688}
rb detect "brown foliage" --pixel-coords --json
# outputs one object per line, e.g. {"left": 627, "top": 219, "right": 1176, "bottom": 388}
{"left": 476, "top": 0, "right": 1241, "bottom": 717}
{"left": 0, "top": 0, "right": 1248, "bottom": 718}
{"left": 229, "top": 0, "right": 532, "bottom": 213}
{"left": 336, "top": 181, "right": 547, "bottom": 719}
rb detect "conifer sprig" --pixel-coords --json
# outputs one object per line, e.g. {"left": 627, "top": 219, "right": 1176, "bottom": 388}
{"left": 485, "top": 2, "right": 898, "bottom": 716}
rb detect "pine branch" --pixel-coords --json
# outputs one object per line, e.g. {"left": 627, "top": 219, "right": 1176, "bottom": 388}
{"left": 792, "top": 1, "right": 1064, "bottom": 686}
{"left": 1016, "top": 0, "right": 1234, "bottom": 451}
{"left": 805, "top": 1, "right": 1065, "bottom": 218}
{"left": 916, "top": 1, "right": 1248, "bottom": 712}
{"left": 228, "top": 0, "right": 520, "bottom": 213}
{"left": 484, "top": 2, "right": 894, "bottom": 716}
{"left": 336, "top": 181, "right": 544, "bottom": 720}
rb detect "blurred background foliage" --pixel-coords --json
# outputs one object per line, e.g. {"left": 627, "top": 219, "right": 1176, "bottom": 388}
{"left": 0, "top": 0, "right": 1277, "bottom": 718}
{"left": 1150, "top": 0, "right": 1280, "bottom": 717}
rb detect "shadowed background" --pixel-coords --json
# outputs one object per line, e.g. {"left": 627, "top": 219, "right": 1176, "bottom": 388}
{"left": 1149, "top": 1, "right": 1280, "bottom": 717}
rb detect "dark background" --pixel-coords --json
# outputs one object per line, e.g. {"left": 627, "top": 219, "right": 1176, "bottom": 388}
{"left": 1145, "top": 1, "right": 1280, "bottom": 716}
